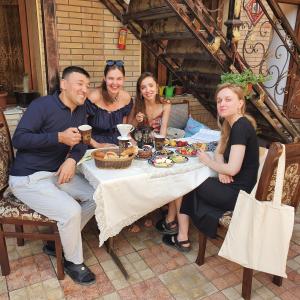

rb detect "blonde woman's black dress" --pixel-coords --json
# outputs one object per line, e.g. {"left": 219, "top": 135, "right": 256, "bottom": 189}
{"left": 180, "top": 117, "right": 259, "bottom": 238}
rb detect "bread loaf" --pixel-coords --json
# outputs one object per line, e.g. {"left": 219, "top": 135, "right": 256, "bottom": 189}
{"left": 104, "top": 151, "right": 118, "bottom": 160}
{"left": 121, "top": 146, "right": 136, "bottom": 157}
{"left": 93, "top": 151, "right": 105, "bottom": 159}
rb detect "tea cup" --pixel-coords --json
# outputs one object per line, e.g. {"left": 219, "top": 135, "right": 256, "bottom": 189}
{"left": 78, "top": 124, "right": 92, "bottom": 144}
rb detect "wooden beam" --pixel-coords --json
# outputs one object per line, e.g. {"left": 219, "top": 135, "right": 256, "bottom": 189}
{"left": 41, "top": 0, "right": 59, "bottom": 94}
{"left": 18, "top": 0, "right": 33, "bottom": 89}
{"left": 277, "top": 0, "right": 300, "bottom": 4}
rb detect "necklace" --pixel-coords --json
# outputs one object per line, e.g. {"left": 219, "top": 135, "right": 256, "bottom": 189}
{"left": 111, "top": 93, "right": 119, "bottom": 103}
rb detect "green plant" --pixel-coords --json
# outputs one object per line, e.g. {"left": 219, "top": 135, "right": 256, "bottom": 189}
{"left": 167, "top": 71, "right": 174, "bottom": 87}
{"left": 221, "top": 69, "right": 269, "bottom": 96}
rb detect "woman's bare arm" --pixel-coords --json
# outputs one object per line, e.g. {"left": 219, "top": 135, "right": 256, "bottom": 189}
{"left": 159, "top": 102, "right": 171, "bottom": 137}
{"left": 198, "top": 144, "right": 246, "bottom": 177}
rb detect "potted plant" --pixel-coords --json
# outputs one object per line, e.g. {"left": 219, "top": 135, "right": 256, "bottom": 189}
{"left": 220, "top": 69, "right": 269, "bottom": 97}
{"left": 164, "top": 72, "right": 175, "bottom": 99}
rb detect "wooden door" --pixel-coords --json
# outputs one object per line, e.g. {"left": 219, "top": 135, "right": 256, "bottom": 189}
{"left": 0, "top": 0, "right": 36, "bottom": 104}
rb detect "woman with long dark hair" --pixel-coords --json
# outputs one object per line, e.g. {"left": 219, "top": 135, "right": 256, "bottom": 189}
{"left": 87, "top": 60, "right": 133, "bottom": 148}
{"left": 129, "top": 72, "right": 171, "bottom": 137}
{"left": 161, "top": 83, "right": 259, "bottom": 251}
{"left": 127, "top": 72, "right": 171, "bottom": 232}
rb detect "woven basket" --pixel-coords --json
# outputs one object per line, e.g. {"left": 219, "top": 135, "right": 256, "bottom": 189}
{"left": 92, "top": 147, "right": 136, "bottom": 169}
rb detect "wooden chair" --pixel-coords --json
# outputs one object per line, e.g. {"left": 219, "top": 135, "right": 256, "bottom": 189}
{"left": 196, "top": 142, "right": 300, "bottom": 300}
{"left": 0, "top": 109, "right": 64, "bottom": 279}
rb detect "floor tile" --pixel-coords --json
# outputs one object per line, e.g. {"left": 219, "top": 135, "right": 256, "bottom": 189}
{"left": 159, "top": 264, "right": 217, "bottom": 299}
{"left": 118, "top": 277, "right": 173, "bottom": 300}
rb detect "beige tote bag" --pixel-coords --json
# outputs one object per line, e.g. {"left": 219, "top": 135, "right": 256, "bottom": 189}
{"left": 219, "top": 145, "right": 294, "bottom": 277}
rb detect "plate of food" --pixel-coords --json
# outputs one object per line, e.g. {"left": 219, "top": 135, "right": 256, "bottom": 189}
{"left": 192, "top": 142, "right": 208, "bottom": 151}
{"left": 148, "top": 156, "right": 174, "bottom": 168}
{"left": 170, "top": 154, "right": 189, "bottom": 163}
{"left": 192, "top": 141, "right": 218, "bottom": 152}
{"left": 164, "top": 139, "right": 190, "bottom": 148}
{"left": 176, "top": 146, "right": 197, "bottom": 156}
{"left": 154, "top": 149, "right": 174, "bottom": 156}
{"left": 136, "top": 145, "right": 153, "bottom": 160}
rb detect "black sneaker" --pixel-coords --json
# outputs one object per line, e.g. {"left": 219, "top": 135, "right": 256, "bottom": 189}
{"left": 64, "top": 260, "right": 96, "bottom": 285}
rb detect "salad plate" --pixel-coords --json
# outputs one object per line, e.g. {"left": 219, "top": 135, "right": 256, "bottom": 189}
{"left": 170, "top": 154, "right": 189, "bottom": 163}
{"left": 148, "top": 156, "right": 174, "bottom": 168}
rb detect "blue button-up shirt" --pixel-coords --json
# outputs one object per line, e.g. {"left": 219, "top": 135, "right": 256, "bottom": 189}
{"left": 10, "top": 92, "right": 88, "bottom": 176}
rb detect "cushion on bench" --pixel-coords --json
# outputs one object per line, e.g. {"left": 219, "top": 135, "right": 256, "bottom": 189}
{"left": 168, "top": 101, "right": 189, "bottom": 129}
{"left": 0, "top": 192, "right": 55, "bottom": 223}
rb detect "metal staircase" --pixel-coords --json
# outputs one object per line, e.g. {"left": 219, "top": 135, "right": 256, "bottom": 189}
{"left": 101, "top": 0, "right": 300, "bottom": 143}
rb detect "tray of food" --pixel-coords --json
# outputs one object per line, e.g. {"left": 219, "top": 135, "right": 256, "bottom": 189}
{"left": 148, "top": 156, "right": 174, "bottom": 168}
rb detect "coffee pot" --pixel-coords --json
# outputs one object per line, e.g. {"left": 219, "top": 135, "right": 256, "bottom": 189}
{"left": 133, "top": 125, "right": 154, "bottom": 148}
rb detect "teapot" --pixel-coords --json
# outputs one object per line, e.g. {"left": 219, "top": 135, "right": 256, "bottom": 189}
{"left": 133, "top": 125, "right": 154, "bottom": 148}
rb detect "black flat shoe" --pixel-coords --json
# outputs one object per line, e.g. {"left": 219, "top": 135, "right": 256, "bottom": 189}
{"left": 64, "top": 260, "right": 96, "bottom": 285}
{"left": 162, "top": 234, "right": 191, "bottom": 252}
{"left": 43, "top": 241, "right": 64, "bottom": 258}
{"left": 156, "top": 219, "right": 178, "bottom": 235}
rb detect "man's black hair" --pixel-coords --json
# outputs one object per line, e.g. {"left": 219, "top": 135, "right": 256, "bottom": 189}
{"left": 62, "top": 66, "right": 90, "bottom": 79}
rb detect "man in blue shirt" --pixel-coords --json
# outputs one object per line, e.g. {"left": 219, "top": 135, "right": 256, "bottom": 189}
{"left": 9, "top": 66, "right": 96, "bottom": 285}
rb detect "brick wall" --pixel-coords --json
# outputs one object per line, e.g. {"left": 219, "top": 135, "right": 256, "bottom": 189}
{"left": 55, "top": 0, "right": 141, "bottom": 95}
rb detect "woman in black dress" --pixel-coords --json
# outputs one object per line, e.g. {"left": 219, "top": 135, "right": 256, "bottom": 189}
{"left": 162, "top": 83, "right": 259, "bottom": 251}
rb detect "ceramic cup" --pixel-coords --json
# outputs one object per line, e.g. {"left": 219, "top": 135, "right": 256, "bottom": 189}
{"left": 117, "top": 124, "right": 133, "bottom": 137}
{"left": 117, "top": 136, "right": 132, "bottom": 153}
{"left": 154, "top": 134, "right": 165, "bottom": 151}
{"left": 78, "top": 124, "right": 92, "bottom": 144}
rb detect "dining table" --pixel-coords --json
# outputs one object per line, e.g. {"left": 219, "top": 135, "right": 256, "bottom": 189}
{"left": 77, "top": 146, "right": 216, "bottom": 278}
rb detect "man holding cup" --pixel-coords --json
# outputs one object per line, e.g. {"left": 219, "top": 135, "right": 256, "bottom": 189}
{"left": 9, "top": 66, "right": 96, "bottom": 285}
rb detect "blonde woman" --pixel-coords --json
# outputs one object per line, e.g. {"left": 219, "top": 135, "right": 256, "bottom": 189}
{"left": 162, "top": 83, "right": 259, "bottom": 252}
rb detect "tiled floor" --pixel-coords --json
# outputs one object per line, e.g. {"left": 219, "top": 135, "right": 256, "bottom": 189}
{"left": 1, "top": 208, "right": 300, "bottom": 300}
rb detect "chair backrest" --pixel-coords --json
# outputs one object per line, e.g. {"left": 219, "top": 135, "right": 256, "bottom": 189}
{"left": 256, "top": 142, "right": 300, "bottom": 210}
{"left": 0, "top": 109, "right": 14, "bottom": 196}
{"left": 168, "top": 99, "right": 190, "bottom": 129}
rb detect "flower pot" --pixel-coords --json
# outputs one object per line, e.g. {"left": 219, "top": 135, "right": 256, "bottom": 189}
{"left": 15, "top": 91, "right": 40, "bottom": 108}
{"left": 0, "top": 91, "right": 8, "bottom": 110}
{"left": 175, "top": 85, "right": 184, "bottom": 96}
{"left": 165, "top": 86, "right": 174, "bottom": 98}
{"left": 247, "top": 83, "right": 253, "bottom": 93}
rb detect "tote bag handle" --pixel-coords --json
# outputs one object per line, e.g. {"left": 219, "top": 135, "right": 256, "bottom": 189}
{"left": 272, "top": 144, "right": 285, "bottom": 206}
{"left": 250, "top": 144, "right": 285, "bottom": 206}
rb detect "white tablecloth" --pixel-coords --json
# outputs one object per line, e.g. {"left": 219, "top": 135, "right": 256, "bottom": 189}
{"left": 79, "top": 151, "right": 216, "bottom": 246}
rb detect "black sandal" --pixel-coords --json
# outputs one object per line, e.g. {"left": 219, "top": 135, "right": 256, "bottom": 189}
{"left": 64, "top": 260, "right": 96, "bottom": 285}
{"left": 156, "top": 218, "right": 178, "bottom": 235}
{"left": 162, "top": 234, "right": 191, "bottom": 252}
